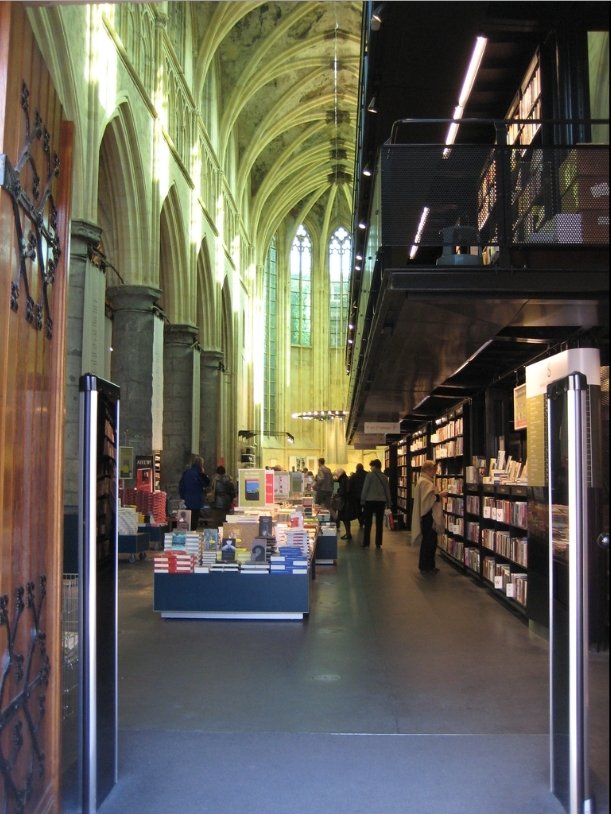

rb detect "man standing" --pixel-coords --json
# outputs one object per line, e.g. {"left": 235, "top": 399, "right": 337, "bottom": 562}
{"left": 312, "top": 457, "right": 333, "bottom": 510}
{"left": 360, "top": 459, "right": 391, "bottom": 548}
{"left": 178, "top": 455, "right": 210, "bottom": 530}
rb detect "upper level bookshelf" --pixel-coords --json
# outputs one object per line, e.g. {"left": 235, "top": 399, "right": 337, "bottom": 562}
{"left": 506, "top": 52, "right": 542, "bottom": 148}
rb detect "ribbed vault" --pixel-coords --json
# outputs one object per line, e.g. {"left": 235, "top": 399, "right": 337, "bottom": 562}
{"left": 192, "top": 1, "right": 361, "bottom": 258}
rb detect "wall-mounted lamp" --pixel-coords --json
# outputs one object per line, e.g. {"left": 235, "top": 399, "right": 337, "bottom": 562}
{"left": 358, "top": 220, "right": 367, "bottom": 230}
{"left": 367, "top": 96, "right": 378, "bottom": 114}
{"left": 362, "top": 164, "right": 372, "bottom": 177}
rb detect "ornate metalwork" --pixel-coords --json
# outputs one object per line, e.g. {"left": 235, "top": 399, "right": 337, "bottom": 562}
{"left": 0, "top": 577, "right": 50, "bottom": 814}
{"left": 0, "top": 81, "right": 62, "bottom": 339}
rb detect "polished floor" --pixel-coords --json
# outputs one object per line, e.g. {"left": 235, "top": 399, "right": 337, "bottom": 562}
{"left": 92, "top": 526, "right": 608, "bottom": 814}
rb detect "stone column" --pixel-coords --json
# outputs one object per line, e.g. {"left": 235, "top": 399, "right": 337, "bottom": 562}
{"left": 63, "top": 220, "right": 104, "bottom": 569}
{"left": 106, "top": 285, "right": 161, "bottom": 465}
{"left": 64, "top": 220, "right": 104, "bottom": 507}
{"left": 162, "top": 324, "right": 199, "bottom": 499}
{"left": 200, "top": 349, "right": 222, "bottom": 472}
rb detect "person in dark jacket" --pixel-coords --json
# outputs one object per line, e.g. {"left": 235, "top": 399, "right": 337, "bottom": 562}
{"left": 209, "top": 465, "right": 235, "bottom": 528}
{"left": 312, "top": 457, "right": 334, "bottom": 510}
{"left": 348, "top": 463, "right": 366, "bottom": 529}
{"left": 360, "top": 459, "right": 391, "bottom": 548}
{"left": 332, "top": 468, "right": 351, "bottom": 538}
{"left": 178, "top": 455, "right": 210, "bottom": 530}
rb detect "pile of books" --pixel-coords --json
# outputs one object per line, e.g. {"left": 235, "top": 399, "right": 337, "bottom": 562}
{"left": 270, "top": 545, "right": 309, "bottom": 574}
{"left": 153, "top": 551, "right": 196, "bottom": 573}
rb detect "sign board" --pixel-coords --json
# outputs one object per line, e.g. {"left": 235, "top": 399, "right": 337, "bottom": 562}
{"left": 364, "top": 422, "right": 401, "bottom": 435}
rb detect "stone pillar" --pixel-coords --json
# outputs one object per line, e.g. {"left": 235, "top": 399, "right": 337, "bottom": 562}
{"left": 64, "top": 219, "right": 104, "bottom": 505}
{"left": 63, "top": 220, "right": 104, "bottom": 569}
{"left": 106, "top": 284, "right": 162, "bottom": 465}
{"left": 162, "top": 324, "right": 199, "bottom": 499}
{"left": 200, "top": 349, "right": 222, "bottom": 472}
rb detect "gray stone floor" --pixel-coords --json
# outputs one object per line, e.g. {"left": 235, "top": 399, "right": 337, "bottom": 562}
{"left": 70, "top": 528, "right": 609, "bottom": 813}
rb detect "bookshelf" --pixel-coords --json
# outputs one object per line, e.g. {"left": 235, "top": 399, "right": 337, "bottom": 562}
{"left": 480, "top": 483, "right": 528, "bottom": 613}
{"left": 432, "top": 403, "right": 467, "bottom": 568}
{"left": 506, "top": 52, "right": 542, "bottom": 148}
{"left": 396, "top": 437, "right": 409, "bottom": 525}
{"left": 477, "top": 51, "right": 543, "bottom": 252}
{"left": 407, "top": 425, "right": 430, "bottom": 528}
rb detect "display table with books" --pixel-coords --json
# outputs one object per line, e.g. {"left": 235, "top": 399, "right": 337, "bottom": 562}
{"left": 153, "top": 571, "right": 310, "bottom": 620}
{"left": 152, "top": 525, "right": 312, "bottom": 620}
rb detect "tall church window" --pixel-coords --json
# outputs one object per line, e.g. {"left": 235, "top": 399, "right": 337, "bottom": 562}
{"left": 329, "top": 226, "right": 351, "bottom": 348}
{"left": 264, "top": 237, "right": 278, "bottom": 433}
{"left": 290, "top": 225, "right": 312, "bottom": 347}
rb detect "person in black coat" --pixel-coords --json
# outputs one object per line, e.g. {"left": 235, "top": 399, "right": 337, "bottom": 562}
{"left": 178, "top": 455, "right": 210, "bottom": 530}
{"left": 332, "top": 469, "right": 351, "bottom": 538}
{"left": 348, "top": 463, "right": 366, "bottom": 529}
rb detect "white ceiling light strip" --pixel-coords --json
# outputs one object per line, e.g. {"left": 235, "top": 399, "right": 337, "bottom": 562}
{"left": 410, "top": 35, "right": 488, "bottom": 258}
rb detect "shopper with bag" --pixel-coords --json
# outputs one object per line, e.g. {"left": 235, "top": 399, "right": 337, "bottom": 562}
{"left": 411, "top": 459, "right": 447, "bottom": 574}
{"left": 360, "top": 458, "right": 392, "bottom": 549}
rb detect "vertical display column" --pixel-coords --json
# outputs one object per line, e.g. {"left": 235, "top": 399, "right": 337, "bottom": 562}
{"left": 78, "top": 375, "right": 120, "bottom": 813}
{"left": 547, "top": 373, "right": 592, "bottom": 814}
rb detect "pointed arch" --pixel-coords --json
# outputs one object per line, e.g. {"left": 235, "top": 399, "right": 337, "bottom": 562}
{"left": 159, "top": 185, "right": 189, "bottom": 324}
{"left": 98, "top": 100, "right": 151, "bottom": 285}
{"left": 195, "top": 237, "right": 217, "bottom": 347}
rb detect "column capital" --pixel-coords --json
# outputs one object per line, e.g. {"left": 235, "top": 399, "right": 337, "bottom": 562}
{"left": 106, "top": 285, "right": 162, "bottom": 312}
{"left": 164, "top": 323, "right": 198, "bottom": 347}
{"left": 70, "top": 219, "right": 103, "bottom": 244}
{"left": 200, "top": 349, "right": 223, "bottom": 370}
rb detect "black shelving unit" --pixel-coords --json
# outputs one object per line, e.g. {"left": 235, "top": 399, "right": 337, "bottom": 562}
{"left": 433, "top": 403, "right": 468, "bottom": 570}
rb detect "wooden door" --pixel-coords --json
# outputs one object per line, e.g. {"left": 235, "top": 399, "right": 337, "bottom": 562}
{"left": 0, "top": 5, "right": 73, "bottom": 813}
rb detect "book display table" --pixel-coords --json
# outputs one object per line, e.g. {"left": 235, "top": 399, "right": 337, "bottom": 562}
{"left": 153, "top": 572, "right": 310, "bottom": 620}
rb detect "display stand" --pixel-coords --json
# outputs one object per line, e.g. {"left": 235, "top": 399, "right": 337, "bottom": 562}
{"left": 314, "top": 528, "right": 337, "bottom": 566}
{"left": 153, "top": 572, "right": 310, "bottom": 620}
{"left": 118, "top": 532, "right": 149, "bottom": 563}
{"left": 138, "top": 523, "right": 167, "bottom": 550}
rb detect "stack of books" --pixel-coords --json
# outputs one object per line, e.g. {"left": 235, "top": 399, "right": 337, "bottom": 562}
{"left": 210, "top": 560, "right": 240, "bottom": 572}
{"left": 240, "top": 562, "right": 270, "bottom": 574}
{"left": 269, "top": 545, "right": 309, "bottom": 574}
{"left": 153, "top": 551, "right": 196, "bottom": 573}
{"left": 195, "top": 551, "right": 218, "bottom": 572}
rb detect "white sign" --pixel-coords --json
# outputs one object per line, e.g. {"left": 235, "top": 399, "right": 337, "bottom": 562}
{"left": 364, "top": 422, "right": 401, "bottom": 435}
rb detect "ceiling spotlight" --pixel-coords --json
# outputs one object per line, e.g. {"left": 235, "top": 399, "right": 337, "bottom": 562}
{"left": 367, "top": 96, "right": 378, "bottom": 114}
{"left": 362, "top": 165, "right": 372, "bottom": 177}
{"left": 358, "top": 220, "right": 367, "bottom": 230}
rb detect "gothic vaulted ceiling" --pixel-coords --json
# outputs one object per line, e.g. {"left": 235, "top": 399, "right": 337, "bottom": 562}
{"left": 193, "top": 1, "right": 362, "bottom": 251}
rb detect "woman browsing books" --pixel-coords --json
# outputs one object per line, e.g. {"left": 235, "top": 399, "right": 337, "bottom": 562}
{"left": 411, "top": 459, "right": 447, "bottom": 574}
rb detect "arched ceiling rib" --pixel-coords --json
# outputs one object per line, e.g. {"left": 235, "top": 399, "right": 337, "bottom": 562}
{"left": 192, "top": 1, "right": 361, "bottom": 256}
